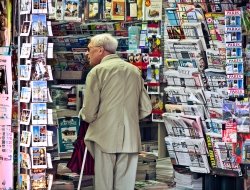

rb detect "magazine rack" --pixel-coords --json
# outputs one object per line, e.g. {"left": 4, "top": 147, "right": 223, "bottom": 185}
{"left": 163, "top": 1, "right": 250, "bottom": 186}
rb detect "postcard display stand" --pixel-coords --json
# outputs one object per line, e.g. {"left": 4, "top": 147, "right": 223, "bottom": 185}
{"left": 163, "top": 1, "right": 250, "bottom": 188}
{"left": 18, "top": 0, "right": 55, "bottom": 189}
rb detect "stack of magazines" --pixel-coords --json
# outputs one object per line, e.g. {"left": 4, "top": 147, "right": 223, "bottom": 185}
{"left": 175, "top": 170, "right": 202, "bottom": 190}
{"left": 156, "top": 157, "right": 174, "bottom": 184}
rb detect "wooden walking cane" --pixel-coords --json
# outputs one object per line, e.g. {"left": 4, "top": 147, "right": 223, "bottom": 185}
{"left": 77, "top": 147, "right": 88, "bottom": 190}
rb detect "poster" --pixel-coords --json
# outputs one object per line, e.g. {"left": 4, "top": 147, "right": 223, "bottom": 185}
{"left": 0, "top": 125, "right": 13, "bottom": 189}
{"left": 0, "top": 55, "right": 12, "bottom": 125}
{"left": 58, "top": 116, "right": 79, "bottom": 153}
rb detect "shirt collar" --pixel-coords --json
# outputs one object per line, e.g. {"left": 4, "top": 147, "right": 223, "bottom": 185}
{"left": 100, "top": 54, "right": 119, "bottom": 64}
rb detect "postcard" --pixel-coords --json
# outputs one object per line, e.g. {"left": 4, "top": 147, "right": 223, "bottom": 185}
{"left": 31, "top": 103, "right": 47, "bottom": 125}
{"left": 31, "top": 81, "right": 48, "bottom": 102}
{"left": 32, "top": 14, "right": 47, "bottom": 36}
{"left": 31, "top": 171, "right": 46, "bottom": 189}
{"left": 20, "top": 131, "right": 32, "bottom": 147}
{"left": 32, "top": 0, "right": 48, "bottom": 14}
{"left": 47, "top": 153, "right": 53, "bottom": 168}
{"left": 47, "top": 43, "right": 54, "bottom": 58}
{"left": 20, "top": 109, "right": 31, "bottom": 125}
{"left": 55, "top": 0, "right": 63, "bottom": 20}
{"left": 19, "top": 65, "right": 31, "bottom": 80}
{"left": 31, "top": 125, "right": 47, "bottom": 146}
{"left": 20, "top": 21, "right": 31, "bottom": 36}
{"left": 20, "top": 87, "right": 31, "bottom": 103}
{"left": 31, "top": 147, "right": 47, "bottom": 169}
{"left": 20, "top": 152, "right": 31, "bottom": 169}
{"left": 47, "top": 130, "right": 53, "bottom": 146}
{"left": 31, "top": 37, "right": 48, "bottom": 58}
{"left": 47, "top": 21, "right": 53, "bottom": 36}
{"left": 20, "top": 0, "right": 32, "bottom": 14}
{"left": 19, "top": 174, "right": 30, "bottom": 190}
{"left": 20, "top": 43, "right": 32, "bottom": 58}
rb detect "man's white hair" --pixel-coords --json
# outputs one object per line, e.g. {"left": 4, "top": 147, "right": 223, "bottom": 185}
{"left": 90, "top": 33, "right": 118, "bottom": 54}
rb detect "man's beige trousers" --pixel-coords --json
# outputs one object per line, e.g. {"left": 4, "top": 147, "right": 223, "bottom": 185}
{"left": 94, "top": 143, "right": 138, "bottom": 190}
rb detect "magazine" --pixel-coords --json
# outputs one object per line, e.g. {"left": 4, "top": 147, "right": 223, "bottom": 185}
{"left": 222, "top": 120, "right": 237, "bottom": 143}
{"left": 143, "top": 0, "right": 162, "bottom": 21}
{"left": 31, "top": 125, "right": 47, "bottom": 147}
{"left": 30, "top": 147, "right": 47, "bottom": 169}
{"left": 205, "top": 118, "right": 224, "bottom": 137}
{"left": 57, "top": 116, "right": 80, "bottom": 153}
{"left": 165, "top": 137, "right": 210, "bottom": 173}
{"left": 214, "top": 142, "right": 241, "bottom": 174}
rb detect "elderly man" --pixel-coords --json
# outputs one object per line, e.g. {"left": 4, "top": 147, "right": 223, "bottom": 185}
{"left": 80, "top": 33, "right": 152, "bottom": 190}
